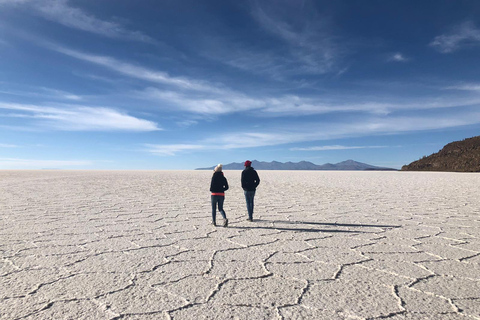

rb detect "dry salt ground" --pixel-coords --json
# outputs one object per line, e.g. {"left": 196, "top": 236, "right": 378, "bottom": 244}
{"left": 1, "top": 170, "right": 480, "bottom": 320}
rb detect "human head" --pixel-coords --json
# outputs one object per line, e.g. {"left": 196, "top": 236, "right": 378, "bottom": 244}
{"left": 244, "top": 160, "right": 252, "bottom": 167}
{"left": 214, "top": 164, "right": 223, "bottom": 172}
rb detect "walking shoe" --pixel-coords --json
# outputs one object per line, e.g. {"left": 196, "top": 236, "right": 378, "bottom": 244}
{"left": 223, "top": 218, "right": 228, "bottom": 227}
{"left": 212, "top": 221, "right": 217, "bottom": 227}
{"left": 247, "top": 218, "right": 253, "bottom": 222}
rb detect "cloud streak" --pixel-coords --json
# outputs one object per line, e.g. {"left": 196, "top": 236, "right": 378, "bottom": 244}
{"left": 141, "top": 86, "right": 480, "bottom": 117}
{"left": 430, "top": 21, "right": 480, "bottom": 53}
{"left": 0, "top": 143, "right": 18, "bottom": 148}
{"left": 48, "top": 46, "right": 480, "bottom": 118}
{"left": 145, "top": 144, "right": 205, "bottom": 156}
{"left": 251, "top": 1, "right": 340, "bottom": 75}
{"left": 388, "top": 53, "right": 408, "bottom": 62}
{"left": 148, "top": 111, "right": 480, "bottom": 155}
{"left": 0, "top": 102, "right": 161, "bottom": 131}
{"left": 53, "top": 46, "right": 220, "bottom": 93}
{"left": 290, "top": 145, "right": 387, "bottom": 151}
{"left": 445, "top": 83, "right": 480, "bottom": 91}
{"left": 0, "top": 157, "right": 92, "bottom": 169}
{"left": 1, "top": 0, "right": 156, "bottom": 43}
{"left": 0, "top": 86, "right": 82, "bottom": 101}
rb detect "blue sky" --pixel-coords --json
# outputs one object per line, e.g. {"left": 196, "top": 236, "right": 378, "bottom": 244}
{"left": 1, "top": 0, "right": 480, "bottom": 169}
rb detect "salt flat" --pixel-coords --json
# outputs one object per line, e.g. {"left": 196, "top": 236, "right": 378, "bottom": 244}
{"left": 1, "top": 170, "right": 479, "bottom": 320}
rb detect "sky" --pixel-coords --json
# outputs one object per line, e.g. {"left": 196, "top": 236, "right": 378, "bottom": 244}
{"left": 1, "top": 0, "right": 480, "bottom": 170}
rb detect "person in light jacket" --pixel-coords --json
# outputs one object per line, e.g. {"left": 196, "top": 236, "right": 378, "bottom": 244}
{"left": 210, "top": 164, "right": 229, "bottom": 227}
{"left": 241, "top": 160, "right": 260, "bottom": 221}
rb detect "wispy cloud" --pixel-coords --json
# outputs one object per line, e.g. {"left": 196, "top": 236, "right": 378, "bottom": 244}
{"left": 176, "top": 119, "right": 199, "bottom": 128}
{"left": 149, "top": 110, "right": 480, "bottom": 155}
{"left": 44, "top": 43, "right": 480, "bottom": 119}
{"left": 140, "top": 86, "right": 480, "bottom": 117}
{"left": 0, "top": 157, "right": 92, "bottom": 169}
{"left": 430, "top": 21, "right": 480, "bottom": 53}
{"left": 388, "top": 53, "right": 408, "bottom": 62}
{"left": 1, "top": 0, "right": 156, "bottom": 43}
{"left": 445, "top": 83, "right": 480, "bottom": 91}
{"left": 290, "top": 145, "right": 387, "bottom": 151}
{"left": 53, "top": 46, "right": 220, "bottom": 93}
{"left": 0, "top": 102, "right": 161, "bottom": 131}
{"left": 140, "top": 88, "right": 263, "bottom": 115}
{"left": 0, "top": 86, "right": 82, "bottom": 101}
{"left": 0, "top": 143, "right": 18, "bottom": 148}
{"left": 40, "top": 87, "right": 82, "bottom": 100}
{"left": 44, "top": 45, "right": 480, "bottom": 120}
{"left": 251, "top": 1, "right": 340, "bottom": 75}
{"left": 145, "top": 144, "right": 205, "bottom": 156}
{"left": 198, "top": 0, "right": 342, "bottom": 78}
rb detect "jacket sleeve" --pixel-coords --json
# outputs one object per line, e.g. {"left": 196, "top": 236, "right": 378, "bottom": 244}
{"left": 254, "top": 171, "right": 260, "bottom": 188}
{"left": 223, "top": 177, "right": 229, "bottom": 191}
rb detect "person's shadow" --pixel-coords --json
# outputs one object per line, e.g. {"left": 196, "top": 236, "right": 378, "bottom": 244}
{"left": 230, "top": 219, "right": 401, "bottom": 233}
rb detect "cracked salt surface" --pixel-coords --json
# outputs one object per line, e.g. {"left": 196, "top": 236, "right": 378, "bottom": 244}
{"left": 1, "top": 170, "right": 480, "bottom": 319}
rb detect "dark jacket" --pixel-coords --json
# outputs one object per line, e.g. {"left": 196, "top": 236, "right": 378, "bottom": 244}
{"left": 241, "top": 166, "right": 260, "bottom": 191}
{"left": 210, "top": 172, "right": 229, "bottom": 193}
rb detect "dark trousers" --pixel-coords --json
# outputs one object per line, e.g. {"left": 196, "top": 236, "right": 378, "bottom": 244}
{"left": 211, "top": 195, "right": 227, "bottom": 223}
{"left": 244, "top": 190, "right": 255, "bottom": 220}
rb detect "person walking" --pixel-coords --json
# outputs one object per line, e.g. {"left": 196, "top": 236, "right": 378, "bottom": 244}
{"left": 210, "top": 164, "right": 229, "bottom": 227}
{"left": 241, "top": 160, "right": 260, "bottom": 222}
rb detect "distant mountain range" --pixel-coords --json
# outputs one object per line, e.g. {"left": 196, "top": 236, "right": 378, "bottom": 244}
{"left": 196, "top": 160, "right": 396, "bottom": 171}
{"left": 402, "top": 136, "right": 480, "bottom": 172}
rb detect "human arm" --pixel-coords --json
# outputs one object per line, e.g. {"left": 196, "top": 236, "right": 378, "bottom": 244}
{"left": 254, "top": 171, "right": 260, "bottom": 188}
{"left": 223, "top": 177, "right": 229, "bottom": 191}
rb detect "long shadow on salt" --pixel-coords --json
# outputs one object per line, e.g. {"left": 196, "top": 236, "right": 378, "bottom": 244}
{"left": 229, "top": 226, "right": 364, "bottom": 233}
{"left": 271, "top": 220, "right": 401, "bottom": 228}
{"left": 228, "top": 220, "right": 401, "bottom": 233}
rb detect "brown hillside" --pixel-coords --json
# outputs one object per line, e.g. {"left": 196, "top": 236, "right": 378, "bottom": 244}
{"left": 401, "top": 136, "right": 480, "bottom": 172}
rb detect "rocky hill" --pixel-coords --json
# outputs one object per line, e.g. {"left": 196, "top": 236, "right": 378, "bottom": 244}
{"left": 401, "top": 136, "right": 480, "bottom": 172}
{"left": 197, "top": 160, "right": 396, "bottom": 171}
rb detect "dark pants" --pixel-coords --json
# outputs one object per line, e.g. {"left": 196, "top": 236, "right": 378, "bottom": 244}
{"left": 211, "top": 195, "right": 227, "bottom": 223}
{"left": 244, "top": 190, "right": 255, "bottom": 220}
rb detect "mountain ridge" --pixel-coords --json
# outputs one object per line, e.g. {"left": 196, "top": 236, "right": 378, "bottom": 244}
{"left": 196, "top": 160, "right": 396, "bottom": 171}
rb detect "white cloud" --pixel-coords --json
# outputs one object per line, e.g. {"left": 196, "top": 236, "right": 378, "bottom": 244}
{"left": 140, "top": 85, "right": 480, "bottom": 117}
{"left": 0, "top": 157, "right": 92, "bottom": 169}
{"left": 445, "top": 83, "right": 480, "bottom": 91}
{"left": 0, "top": 143, "right": 18, "bottom": 147}
{"left": 0, "top": 0, "right": 31, "bottom": 4}
{"left": 40, "top": 87, "right": 82, "bottom": 100}
{"left": 0, "top": 86, "right": 82, "bottom": 101}
{"left": 145, "top": 144, "right": 205, "bottom": 156}
{"left": 430, "top": 21, "right": 480, "bottom": 53}
{"left": 53, "top": 46, "right": 219, "bottom": 93}
{"left": 176, "top": 120, "right": 198, "bottom": 128}
{"left": 149, "top": 111, "right": 480, "bottom": 154}
{"left": 46, "top": 46, "right": 480, "bottom": 118}
{"left": 1, "top": 0, "right": 155, "bottom": 43}
{"left": 197, "top": 1, "right": 342, "bottom": 78}
{"left": 291, "top": 145, "right": 387, "bottom": 151}
{"left": 0, "top": 102, "right": 161, "bottom": 131}
{"left": 388, "top": 53, "right": 408, "bottom": 62}
{"left": 251, "top": 1, "right": 339, "bottom": 75}
{"left": 140, "top": 88, "right": 264, "bottom": 115}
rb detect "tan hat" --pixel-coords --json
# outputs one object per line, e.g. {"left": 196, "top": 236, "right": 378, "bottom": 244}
{"left": 214, "top": 164, "right": 223, "bottom": 172}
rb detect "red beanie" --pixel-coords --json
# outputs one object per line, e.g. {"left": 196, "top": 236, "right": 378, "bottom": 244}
{"left": 244, "top": 160, "right": 252, "bottom": 167}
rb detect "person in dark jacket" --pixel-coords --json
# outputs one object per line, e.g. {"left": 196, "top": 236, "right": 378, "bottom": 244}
{"left": 241, "top": 160, "right": 260, "bottom": 221}
{"left": 210, "top": 164, "right": 229, "bottom": 227}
